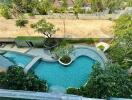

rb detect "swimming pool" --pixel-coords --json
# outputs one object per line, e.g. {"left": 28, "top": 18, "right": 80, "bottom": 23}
{"left": 31, "top": 56, "right": 95, "bottom": 90}
{"left": 0, "top": 46, "right": 106, "bottom": 92}
{"left": 3, "top": 51, "right": 33, "bottom": 68}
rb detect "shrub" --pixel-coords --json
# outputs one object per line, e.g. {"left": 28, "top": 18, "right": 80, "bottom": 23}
{"left": 0, "top": 4, "right": 11, "bottom": 19}
{"left": 53, "top": 44, "right": 73, "bottom": 57}
{"left": 60, "top": 55, "right": 71, "bottom": 64}
{"left": 52, "top": 7, "right": 65, "bottom": 13}
{"left": 98, "top": 45, "right": 105, "bottom": 51}
{"left": 15, "top": 36, "right": 45, "bottom": 48}
{"left": 0, "top": 66, "right": 48, "bottom": 92}
{"left": 66, "top": 38, "right": 98, "bottom": 44}
{"left": 44, "top": 38, "right": 59, "bottom": 49}
{"left": 67, "top": 63, "right": 132, "bottom": 99}
{"left": 67, "top": 88, "right": 80, "bottom": 94}
{"left": 16, "top": 18, "right": 28, "bottom": 28}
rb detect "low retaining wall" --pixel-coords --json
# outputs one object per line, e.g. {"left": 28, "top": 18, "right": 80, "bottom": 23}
{"left": 25, "top": 7, "right": 132, "bottom": 20}
{"left": 0, "top": 38, "right": 15, "bottom": 43}
{"left": 0, "top": 89, "right": 105, "bottom": 100}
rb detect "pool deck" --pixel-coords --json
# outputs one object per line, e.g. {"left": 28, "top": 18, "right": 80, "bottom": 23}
{"left": 26, "top": 48, "right": 54, "bottom": 61}
{"left": 0, "top": 44, "right": 30, "bottom": 53}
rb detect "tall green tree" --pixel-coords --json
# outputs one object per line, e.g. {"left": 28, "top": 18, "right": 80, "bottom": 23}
{"left": 108, "top": 14, "right": 132, "bottom": 69}
{"left": 73, "top": 0, "right": 83, "bottom": 19}
{"left": 36, "top": 0, "right": 52, "bottom": 15}
{"left": 104, "top": 0, "right": 123, "bottom": 13}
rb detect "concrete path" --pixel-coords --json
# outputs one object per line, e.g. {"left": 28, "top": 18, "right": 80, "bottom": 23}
{"left": 24, "top": 56, "right": 41, "bottom": 73}
{"left": 26, "top": 48, "right": 54, "bottom": 61}
{"left": 0, "top": 44, "right": 30, "bottom": 53}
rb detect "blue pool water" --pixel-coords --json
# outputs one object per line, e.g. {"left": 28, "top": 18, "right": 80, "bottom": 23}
{"left": 1, "top": 50, "right": 99, "bottom": 90}
{"left": 31, "top": 56, "right": 95, "bottom": 89}
{"left": 3, "top": 52, "right": 33, "bottom": 68}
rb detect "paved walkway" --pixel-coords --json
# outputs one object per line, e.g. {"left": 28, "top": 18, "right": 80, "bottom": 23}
{"left": 0, "top": 44, "right": 29, "bottom": 53}
{"left": 24, "top": 56, "right": 41, "bottom": 73}
{"left": 26, "top": 48, "right": 55, "bottom": 61}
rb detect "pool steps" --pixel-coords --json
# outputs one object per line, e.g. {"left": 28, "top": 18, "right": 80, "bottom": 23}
{"left": 24, "top": 56, "right": 41, "bottom": 73}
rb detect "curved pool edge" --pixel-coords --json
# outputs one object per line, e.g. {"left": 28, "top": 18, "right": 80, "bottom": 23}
{"left": 0, "top": 45, "right": 107, "bottom": 72}
{"left": 72, "top": 45, "right": 107, "bottom": 67}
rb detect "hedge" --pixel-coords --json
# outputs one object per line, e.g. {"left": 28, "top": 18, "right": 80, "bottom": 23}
{"left": 15, "top": 36, "right": 45, "bottom": 48}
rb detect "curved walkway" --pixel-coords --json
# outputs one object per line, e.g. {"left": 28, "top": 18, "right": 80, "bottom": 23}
{"left": 71, "top": 45, "right": 107, "bottom": 67}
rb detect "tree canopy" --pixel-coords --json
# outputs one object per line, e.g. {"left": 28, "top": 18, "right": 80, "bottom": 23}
{"left": 31, "top": 19, "right": 57, "bottom": 38}
{"left": 0, "top": 66, "right": 47, "bottom": 92}
{"left": 108, "top": 14, "right": 132, "bottom": 69}
{"left": 67, "top": 63, "right": 132, "bottom": 98}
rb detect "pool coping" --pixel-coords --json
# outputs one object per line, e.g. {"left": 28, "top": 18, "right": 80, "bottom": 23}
{"left": 73, "top": 45, "right": 107, "bottom": 66}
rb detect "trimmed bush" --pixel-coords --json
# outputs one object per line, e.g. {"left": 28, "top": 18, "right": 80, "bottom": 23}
{"left": 60, "top": 55, "right": 71, "bottom": 64}
{"left": 59, "top": 38, "right": 99, "bottom": 46}
{"left": 98, "top": 45, "right": 105, "bottom": 51}
{"left": 15, "top": 36, "right": 45, "bottom": 48}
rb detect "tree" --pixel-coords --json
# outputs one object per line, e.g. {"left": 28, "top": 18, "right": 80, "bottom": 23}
{"left": 103, "top": 0, "right": 123, "bottom": 13}
{"left": 31, "top": 19, "right": 57, "bottom": 38}
{"left": 0, "top": 66, "right": 48, "bottom": 92}
{"left": 11, "top": 0, "right": 37, "bottom": 13}
{"left": 73, "top": 0, "right": 83, "bottom": 19}
{"left": 36, "top": 0, "right": 52, "bottom": 15}
{"left": 0, "top": 4, "right": 11, "bottom": 19}
{"left": 88, "top": 0, "right": 104, "bottom": 12}
{"left": 108, "top": 14, "right": 132, "bottom": 69}
{"left": 67, "top": 63, "right": 132, "bottom": 99}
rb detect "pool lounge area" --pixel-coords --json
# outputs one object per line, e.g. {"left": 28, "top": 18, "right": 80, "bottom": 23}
{"left": 0, "top": 45, "right": 107, "bottom": 92}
